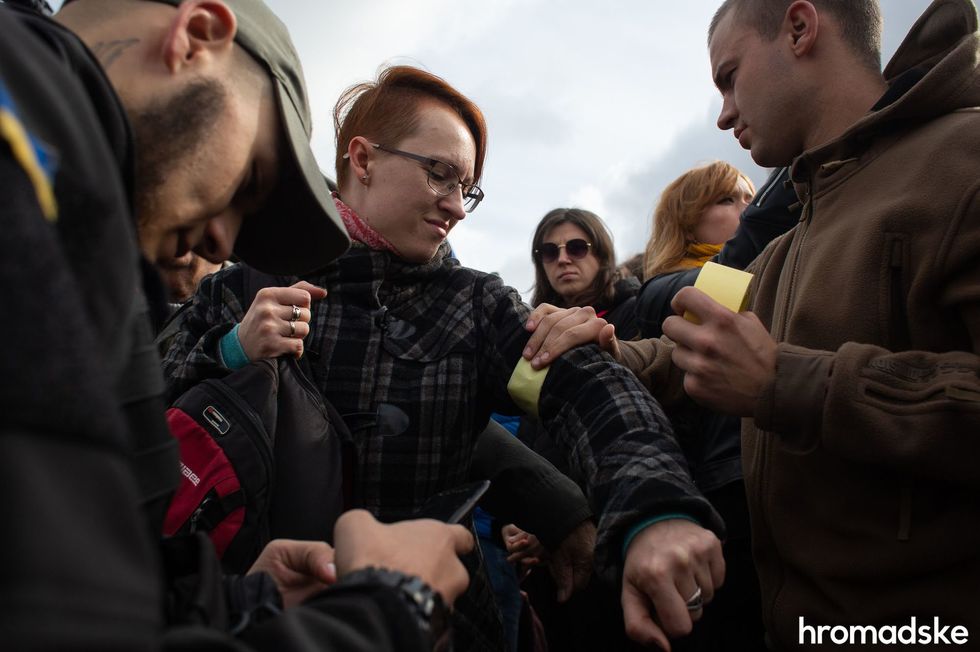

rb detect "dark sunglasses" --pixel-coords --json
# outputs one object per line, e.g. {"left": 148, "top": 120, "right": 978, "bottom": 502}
{"left": 535, "top": 238, "right": 593, "bottom": 264}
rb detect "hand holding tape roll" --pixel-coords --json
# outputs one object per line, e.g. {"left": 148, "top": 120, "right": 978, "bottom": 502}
{"left": 664, "top": 262, "right": 775, "bottom": 417}
{"left": 683, "top": 261, "right": 753, "bottom": 323}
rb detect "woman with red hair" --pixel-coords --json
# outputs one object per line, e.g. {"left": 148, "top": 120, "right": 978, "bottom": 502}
{"left": 164, "top": 65, "right": 727, "bottom": 651}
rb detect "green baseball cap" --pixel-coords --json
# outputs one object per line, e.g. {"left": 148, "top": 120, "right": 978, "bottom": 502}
{"left": 148, "top": 0, "right": 350, "bottom": 274}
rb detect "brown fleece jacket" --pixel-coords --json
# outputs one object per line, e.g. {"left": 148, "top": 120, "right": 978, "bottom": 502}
{"left": 620, "top": 0, "right": 980, "bottom": 648}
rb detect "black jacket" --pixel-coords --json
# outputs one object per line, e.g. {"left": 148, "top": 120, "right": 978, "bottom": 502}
{"left": 595, "top": 276, "right": 640, "bottom": 341}
{"left": 0, "top": 5, "right": 434, "bottom": 650}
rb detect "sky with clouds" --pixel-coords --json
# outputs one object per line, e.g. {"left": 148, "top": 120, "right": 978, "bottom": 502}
{"left": 259, "top": 0, "right": 935, "bottom": 300}
{"left": 53, "top": 0, "right": 940, "bottom": 299}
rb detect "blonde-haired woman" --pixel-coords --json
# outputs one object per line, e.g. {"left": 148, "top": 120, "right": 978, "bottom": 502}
{"left": 640, "top": 161, "right": 754, "bottom": 335}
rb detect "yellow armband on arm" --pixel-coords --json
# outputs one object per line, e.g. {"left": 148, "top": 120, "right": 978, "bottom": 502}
{"left": 507, "top": 358, "right": 549, "bottom": 418}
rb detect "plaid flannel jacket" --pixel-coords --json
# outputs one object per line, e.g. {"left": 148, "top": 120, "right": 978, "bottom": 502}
{"left": 160, "top": 243, "right": 723, "bottom": 575}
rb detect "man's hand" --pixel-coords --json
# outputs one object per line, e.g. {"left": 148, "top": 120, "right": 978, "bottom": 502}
{"left": 661, "top": 286, "right": 777, "bottom": 417}
{"left": 248, "top": 539, "right": 337, "bottom": 609}
{"left": 545, "top": 519, "right": 596, "bottom": 602}
{"left": 523, "top": 304, "right": 619, "bottom": 369}
{"left": 333, "top": 509, "right": 474, "bottom": 607}
{"left": 238, "top": 280, "right": 327, "bottom": 360}
{"left": 503, "top": 520, "right": 595, "bottom": 601}
{"left": 621, "top": 520, "right": 725, "bottom": 651}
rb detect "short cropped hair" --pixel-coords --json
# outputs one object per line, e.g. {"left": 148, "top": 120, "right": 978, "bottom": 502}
{"left": 709, "top": 0, "right": 882, "bottom": 72}
{"left": 333, "top": 65, "right": 488, "bottom": 190}
{"left": 530, "top": 208, "right": 619, "bottom": 308}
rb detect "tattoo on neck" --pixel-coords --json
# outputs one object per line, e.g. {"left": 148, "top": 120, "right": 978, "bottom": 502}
{"left": 91, "top": 38, "right": 140, "bottom": 69}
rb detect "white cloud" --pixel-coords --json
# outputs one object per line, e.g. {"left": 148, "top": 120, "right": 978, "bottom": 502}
{"left": 51, "top": 0, "right": 938, "bottom": 300}
{"left": 568, "top": 184, "right": 609, "bottom": 216}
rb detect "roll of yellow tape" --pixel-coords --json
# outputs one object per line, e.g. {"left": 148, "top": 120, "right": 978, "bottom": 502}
{"left": 507, "top": 357, "right": 549, "bottom": 418}
{"left": 684, "top": 261, "right": 753, "bottom": 324}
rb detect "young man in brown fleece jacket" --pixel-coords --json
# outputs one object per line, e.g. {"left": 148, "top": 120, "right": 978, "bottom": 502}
{"left": 526, "top": 0, "right": 980, "bottom": 648}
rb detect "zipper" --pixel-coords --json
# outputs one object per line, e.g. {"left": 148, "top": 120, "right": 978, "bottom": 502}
{"left": 753, "top": 166, "right": 789, "bottom": 207}
{"left": 187, "top": 488, "right": 217, "bottom": 533}
{"left": 888, "top": 236, "right": 911, "bottom": 351}
{"left": 773, "top": 190, "right": 812, "bottom": 342}
{"left": 290, "top": 357, "right": 331, "bottom": 422}
{"left": 207, "top": 378, "right": 275, "bottom": 484}
{"left": 759, "top": 178, "right": 813, "bottom": 632}
{"left": 209, "top": 379, "right": 274, "bottom": 544}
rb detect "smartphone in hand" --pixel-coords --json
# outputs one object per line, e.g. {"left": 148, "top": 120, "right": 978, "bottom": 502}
{"left": 413, "top": 480, "right": 491, "bottom": 524}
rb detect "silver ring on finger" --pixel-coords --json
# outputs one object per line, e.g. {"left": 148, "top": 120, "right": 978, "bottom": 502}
{"left": 291, "top": 305, "right": 302, "bottom": 321}
{"left": 685, "top": 586, "right": 703, "bottom": 612}
{"left": 288, "top": 319, "right": 297, "bottom": 337}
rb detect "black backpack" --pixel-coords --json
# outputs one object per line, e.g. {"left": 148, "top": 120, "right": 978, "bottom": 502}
{"left": 161, "top": 266, "right": 352, "bottom": 574}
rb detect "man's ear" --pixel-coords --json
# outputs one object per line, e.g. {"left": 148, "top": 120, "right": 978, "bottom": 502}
{"left": 161, "top": 0, "right": 237, "bottom": 73}
{"left": 784, "top": 0, "right": 819, "bottom": 58}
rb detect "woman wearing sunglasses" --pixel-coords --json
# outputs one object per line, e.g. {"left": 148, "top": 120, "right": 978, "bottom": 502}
{"left": 162, "top": 65, "right": 726, "bottom": 651}
{"left": 512, "top": 208, "right": 642, "bottom": 650}
{"left": 530, "top": 208, "right": 640, "bottom": 340}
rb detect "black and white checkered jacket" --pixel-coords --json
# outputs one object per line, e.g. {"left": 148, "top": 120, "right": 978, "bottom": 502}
{"left": 160, "top": 242, "right": 723, "bottom": 575}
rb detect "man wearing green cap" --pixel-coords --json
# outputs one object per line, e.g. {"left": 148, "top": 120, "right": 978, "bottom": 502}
{"left": 0, "top": 0, "right": 472, "bottom": 649}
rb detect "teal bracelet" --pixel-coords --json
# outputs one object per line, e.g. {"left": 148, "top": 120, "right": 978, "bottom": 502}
{"left": 621, "top": 514, "right": 701, "bottom": 559}
{"left": 219, "top": 323, "right": 250, "bottom": 370}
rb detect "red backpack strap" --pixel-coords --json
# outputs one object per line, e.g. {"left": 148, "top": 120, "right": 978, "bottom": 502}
{"left": 163, "top": 408, "right": 246, "bottom": 556}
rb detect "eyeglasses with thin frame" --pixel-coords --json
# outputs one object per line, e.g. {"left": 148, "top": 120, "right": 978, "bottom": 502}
{"left": 371, "top": 143, "right": 484, "bottom": 213}
{"left": 535, "top": 239, "right": 593, "bottom": 264}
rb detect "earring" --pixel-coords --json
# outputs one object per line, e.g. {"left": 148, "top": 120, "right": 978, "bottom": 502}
{"left": 360, "top": 174, "right": 369, "bottom": 184}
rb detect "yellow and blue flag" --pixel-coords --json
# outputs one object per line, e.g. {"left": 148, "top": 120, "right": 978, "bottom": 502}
{"left": 0, "top": 81, "right": 58, "bottom": 221}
